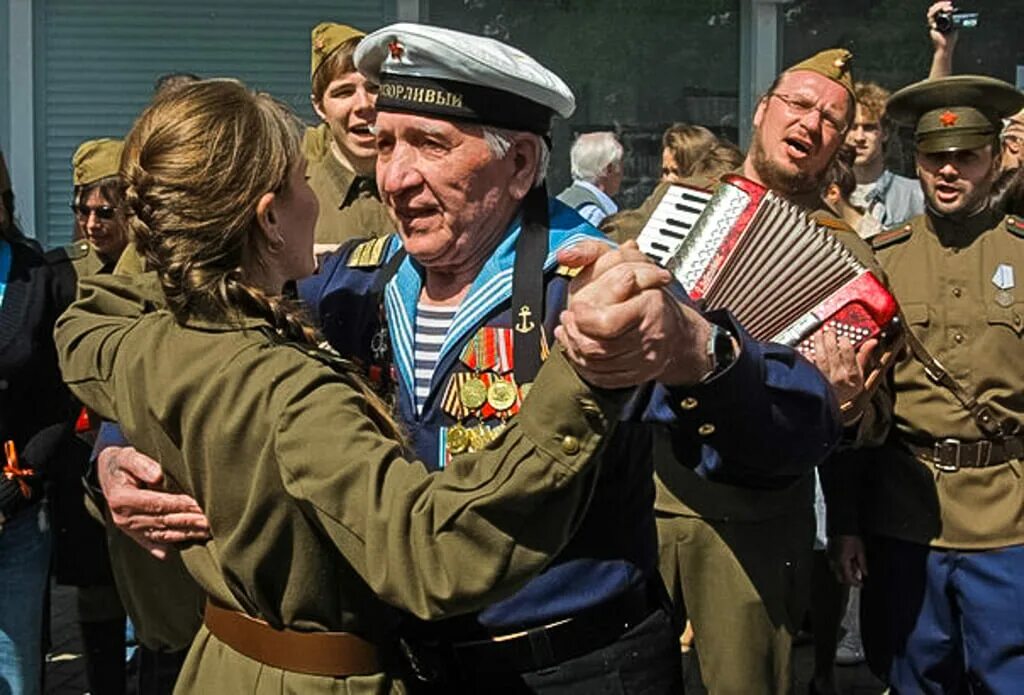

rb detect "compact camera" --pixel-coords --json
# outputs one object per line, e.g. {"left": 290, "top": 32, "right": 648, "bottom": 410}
{"left": 934, "top": 9, "right": 980, "bottom": 33}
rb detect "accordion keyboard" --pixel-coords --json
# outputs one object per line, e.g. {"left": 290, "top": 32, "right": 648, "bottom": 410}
{"left": 635, "top": 184, "right": 713, "bottom": 266}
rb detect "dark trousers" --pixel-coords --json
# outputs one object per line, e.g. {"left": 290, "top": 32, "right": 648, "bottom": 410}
{"left": 135, "top": 646, "right": 188, "bottom": 695}
{"left": 411, "top": 608, "right": 681, "bottom": 694}
{"left": 861, "top": 535, "right": 1024, "bottom": 694}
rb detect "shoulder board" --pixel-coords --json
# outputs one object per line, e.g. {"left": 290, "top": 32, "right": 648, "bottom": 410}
{"left": 1006, "top": 215, "right": 1024, "bottom": 239}
{"left": 871, "top": 223, "right": 914, "bottom": 251}
{"left": 45, "top": 240, "right": 90, "bottom": 264}
{"left": 554, "top": 264, "right": 581, "bottom": 278}
{"left": 346, "top": 236, "right": 391, "bottom": 268}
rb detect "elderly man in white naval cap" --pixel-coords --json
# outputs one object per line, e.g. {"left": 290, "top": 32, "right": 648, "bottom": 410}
{"left": 90, "top": 22, "right": 841, "bottom": 693}
{"left": 298, "top": 22, "right": 840, "bottom": 692}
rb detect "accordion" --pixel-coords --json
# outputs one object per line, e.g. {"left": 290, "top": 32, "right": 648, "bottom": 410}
{"left": 636, "top": 175, "right": 900, "bottom": 355}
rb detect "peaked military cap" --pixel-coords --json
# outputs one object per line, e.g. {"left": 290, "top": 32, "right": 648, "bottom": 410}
{"left": 72, "top": 139, "right": 123, "bottom": 187}
{"left": 887, "top": 75, "right": 1024, "bottom": 153}
{"left": 355, "top": 22, "right": 575, "bottom": 135}
{"left": 311, "top": 23, "right": 366, "bottom": 78}
{"left": 785, "top": 48, "right": 855, "bottom": 100}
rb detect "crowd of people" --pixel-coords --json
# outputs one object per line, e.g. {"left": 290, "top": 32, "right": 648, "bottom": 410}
{"left": 1, "top": 1, "right": 1022, "bottom": 694}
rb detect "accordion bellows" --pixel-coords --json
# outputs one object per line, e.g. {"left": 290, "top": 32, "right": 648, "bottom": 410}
{"left": 637, "top": 175, "right": 899, "bottom": 350}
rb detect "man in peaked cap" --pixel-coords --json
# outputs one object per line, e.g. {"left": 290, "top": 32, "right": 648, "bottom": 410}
{"left": 305, "top": 22, "right": 394, "bottom": 256}
{"left": 827, "top": 75, "right": 1024, "bottom": 693}
{"left": 90, "top": 23, "right": 841, "bottom": 693}
{"left": 606, "top": 48, "right": 893, "bottom": 694}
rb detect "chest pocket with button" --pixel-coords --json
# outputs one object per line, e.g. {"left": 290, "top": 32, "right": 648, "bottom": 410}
{"left": 985, "top": 302, "right": 1024, "bottom": 338}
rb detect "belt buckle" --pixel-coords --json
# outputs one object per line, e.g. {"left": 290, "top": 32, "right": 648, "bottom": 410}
{"left": 933, "top": 438, "right": 961, "bottom": 472}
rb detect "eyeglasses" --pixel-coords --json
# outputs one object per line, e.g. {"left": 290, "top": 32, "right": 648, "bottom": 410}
{"left": 768, "top": 92, "right": 850, "bottom": 135}
{"left": 70, "top": 203, "right": 117, "bottom": 221}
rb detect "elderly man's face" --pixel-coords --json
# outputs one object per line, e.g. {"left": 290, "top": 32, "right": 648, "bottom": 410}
{"left": 749, "top": 71, "right": 852, "bottom": 195}
{"left": 375, "top": 112, "right": 522, "bottom": 268}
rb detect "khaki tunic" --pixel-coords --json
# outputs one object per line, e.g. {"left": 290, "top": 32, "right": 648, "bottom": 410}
{"left": 58, "top": 239, "right": 203, "bottom": 650}
{"left": 852, "top": 211, "right": 1024, "bottom": 549}
{"left": 305, "top": 124, "right": 394, "bottom": 250}
{"left": 55, "top": 272, "right": 625, "bottom": 693}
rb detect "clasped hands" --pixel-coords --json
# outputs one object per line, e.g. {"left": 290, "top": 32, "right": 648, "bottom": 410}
{"left": 96, "top": 240, "right": 714, "bottom": 557}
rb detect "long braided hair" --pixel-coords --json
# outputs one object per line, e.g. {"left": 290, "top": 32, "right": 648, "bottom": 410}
{"left": 121, "top": 79, "right": 401, "bottom": 436}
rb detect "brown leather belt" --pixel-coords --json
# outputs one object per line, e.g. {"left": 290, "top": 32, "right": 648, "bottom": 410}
{"left": 203, "top": 601, "right": 380, "bottom": 677}
{"left": 905, "top": 435, "right": 1024, "bottom": 472}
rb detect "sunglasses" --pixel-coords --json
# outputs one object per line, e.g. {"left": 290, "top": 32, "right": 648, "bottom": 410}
{"left": 70, "top": 203, "right": 117, "bottom": 220}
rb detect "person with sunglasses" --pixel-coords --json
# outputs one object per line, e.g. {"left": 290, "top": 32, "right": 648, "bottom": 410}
{"left": 66, "top": 139, "right": 129, "bottom": 275}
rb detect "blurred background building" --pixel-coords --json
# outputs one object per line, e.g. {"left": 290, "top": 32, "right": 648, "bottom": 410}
{"left": 1, "top": 0, "right": 1022, "bottom": 246}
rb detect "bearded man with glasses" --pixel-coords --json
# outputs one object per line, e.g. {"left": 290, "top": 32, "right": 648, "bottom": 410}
{"left": 605, "top": 49, "right": 893, "bottom": 694}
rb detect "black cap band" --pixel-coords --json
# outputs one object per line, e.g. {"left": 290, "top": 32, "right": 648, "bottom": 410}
{"left": 376, "top": 74, "right": 554, "bottom": 135}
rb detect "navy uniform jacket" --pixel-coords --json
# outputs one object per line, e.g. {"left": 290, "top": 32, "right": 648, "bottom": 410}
{"left": 299, "top": 199, "right": 840, "bottom": 629}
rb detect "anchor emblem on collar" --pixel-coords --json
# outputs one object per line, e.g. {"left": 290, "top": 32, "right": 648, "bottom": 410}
{"left": 516, "top": 305, "right": 536, "bottom": 334}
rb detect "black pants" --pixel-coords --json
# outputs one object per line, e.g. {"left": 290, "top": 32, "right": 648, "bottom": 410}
{"left": 412, "top": 608, "right": 681, "bottom": 694}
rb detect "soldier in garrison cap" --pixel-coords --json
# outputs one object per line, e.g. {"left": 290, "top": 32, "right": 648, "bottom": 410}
{"left": 60, "top": 138, "right": 129, "bottom": 276}
{"left": 605, "top": 48, "right": 895, "bottom": 695}
{"left": 306, "top": 22, "right": 393, "bottom": 257}
{"left": 827, "top": 75, "right": 1024, "bottom": 693}
{"left": 90, "top": 23, "right": 841, "bottom": 694}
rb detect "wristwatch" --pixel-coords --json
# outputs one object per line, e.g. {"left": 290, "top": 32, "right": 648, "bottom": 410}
{"left": 701, "top": 323, "right": 737, "bottom": 381}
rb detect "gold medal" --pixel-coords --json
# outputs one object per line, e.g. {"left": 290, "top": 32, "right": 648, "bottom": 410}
{"left": 460, "top": 377, "right": 488, "bottom": 411}
{"left": 447, "top": 425, "right": 469, "bottom": 454}
{"left": 467, "top": 425, "right": 488, "bottom": 452}
{"left": 487, "top": 379, "right": 518, "bottom": 412}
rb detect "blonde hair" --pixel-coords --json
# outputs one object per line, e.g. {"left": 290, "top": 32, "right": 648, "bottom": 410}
{"left": 690, "top": 141, "right": 744, "bottom": 179}
{"left": 853, "top": 81, "right": 890, "bottom": 124}
{"left": 662, "top": 124, "right": 718, "bottom": 179}
{"left": 122, "top": 78, "right": 402, "bottom": 436}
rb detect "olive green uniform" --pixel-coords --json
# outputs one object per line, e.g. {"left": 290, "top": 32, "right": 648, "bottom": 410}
{"left": 304, "top": 124, "right": 393, "bottom": 249}
{"left": 607, "top": 176, "right": 889, "bottom": 695}
{"left": 829, "top": 211, "right": 1024, "bottom": 547}
{"left": 55, "top": 272, "right": 626, "bottom": 694}
{"left": 55, "top": 240, "right": 204, "bottom": 653}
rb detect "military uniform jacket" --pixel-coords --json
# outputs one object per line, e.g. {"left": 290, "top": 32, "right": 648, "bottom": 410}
{"left": 299, "top": 199, "right": 841, "bottom": 629}
{"left": 305, "top": 124, "right": 394, "bottom": 247}
{"left": 55, "top": 269, "right": 637, "bottom": 691}
{"left": 829, "top": 210, "right": 1024, "bottom": 549}
{"left": 600, "top": 176, "right": 890, "bottom": 522}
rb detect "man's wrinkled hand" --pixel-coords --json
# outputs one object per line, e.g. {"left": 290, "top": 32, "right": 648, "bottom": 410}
{"left": 808, "top": 331, "right": 878, "bottom": 426}
{"left": 98, "top": 446, "right": 211, "bottom": 559}
{"left": 554, "top": 258, "right": 713, "bottom": 388}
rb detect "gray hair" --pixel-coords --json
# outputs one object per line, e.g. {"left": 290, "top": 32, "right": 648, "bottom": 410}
{"left": 569, "top": 131, "right": 623, "bottom": 183}
{"left": 482, "top": 126, "right": 550, "bottom": 188}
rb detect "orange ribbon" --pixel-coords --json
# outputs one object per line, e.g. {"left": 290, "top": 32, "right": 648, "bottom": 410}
{"left": 3, "top": 440, "right": 34, "bottom": 498}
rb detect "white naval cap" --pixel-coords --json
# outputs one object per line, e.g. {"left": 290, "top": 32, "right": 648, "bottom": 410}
{"left": 354, "top": 22, "right": 575, "bottom": 135}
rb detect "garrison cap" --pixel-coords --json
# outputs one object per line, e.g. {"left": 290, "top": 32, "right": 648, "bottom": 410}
{"left": 355, "top": 22, "right": 575, "bottom": 135}
{"left": 887, "top": 75, "right": 1024, "bottom": 154}
{"left": 311, "top": 23, "right": 365, "bottom": 78}
{"left": 785, "top": 48, "right": 855, "bottom": 100}
{"left": 72, "top": 139, "right": 123, "bottom": 187}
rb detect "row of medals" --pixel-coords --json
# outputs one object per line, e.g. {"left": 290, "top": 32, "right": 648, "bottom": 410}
{"left": 447, "top": 375, "right": 522, "bottom": 455}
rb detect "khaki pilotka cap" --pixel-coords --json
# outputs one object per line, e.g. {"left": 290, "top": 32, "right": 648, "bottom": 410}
{"left": 887, "top": 75, "right": 1024, "bottom": 153}
{"left": 72, "top": 138, "right": 123, "bottom": 186}
{"left": 310, "top": 23, "right": 366, "bottom": 78}
{"left": 785, "top": 48, "right": 855, "bottom": 101}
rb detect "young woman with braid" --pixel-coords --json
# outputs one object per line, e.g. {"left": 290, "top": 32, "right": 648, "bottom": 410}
{"left": 54, "top": 79, "right": 632, "bottom": 693}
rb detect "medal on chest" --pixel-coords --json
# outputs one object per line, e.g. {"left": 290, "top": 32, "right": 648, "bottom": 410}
{"left": 993, "top": 263, "right": 1015, "bottom": 308}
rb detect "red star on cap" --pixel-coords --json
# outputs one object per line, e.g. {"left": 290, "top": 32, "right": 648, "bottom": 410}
{"left": 387, "top": 41, "right": 404, "bottom": 59}
{"left": 939, "top": 110, "right": 959, "bottom": 127}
